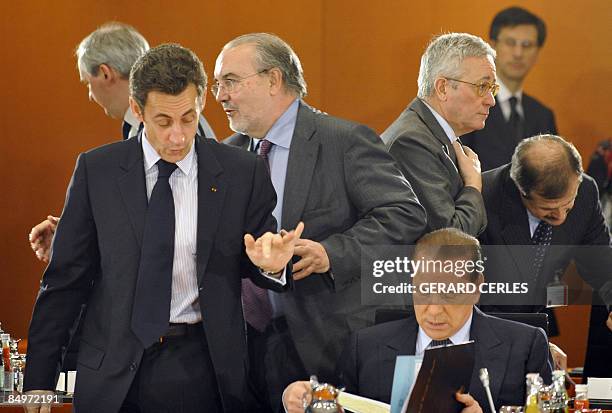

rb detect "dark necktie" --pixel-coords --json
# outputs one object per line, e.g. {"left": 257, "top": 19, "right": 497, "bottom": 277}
{"left": 131, "top": 160, "right": 178, "bottom": 348}
{"left": 122, "top": 121, "right": 132, "bottom": 140}
{"left": 241, "top": 139, "right": 274, "bottom": 332}
{"left": 531, "top": 220, "right": 553, "bottom": 284}
{"left": 259, "top": 139, "right": 273, "bottom": 170}
{"left": 508, "top": 96, "right": 525, "bottom": 142}
{"left": 429, "top": 338, "right": 452, "bottom": 348}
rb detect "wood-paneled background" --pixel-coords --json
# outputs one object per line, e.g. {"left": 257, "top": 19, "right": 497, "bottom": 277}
{"left": 1, "top": 0, "right": 610, "bottom": 368}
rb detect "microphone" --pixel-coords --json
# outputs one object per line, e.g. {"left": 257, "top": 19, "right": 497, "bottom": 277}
{"left": 479, "top": 368, "right": 496, "bottom": 413}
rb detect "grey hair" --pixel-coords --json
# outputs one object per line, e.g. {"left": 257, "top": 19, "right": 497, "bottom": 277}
{"left": 76, "top": 22, "right": 149, "bottom": 79}
{"left": 222, "top": 33, "right": 307, "bottom": 98}
{"left": 417, "top": 32, "right": 496, "bottom": 99}
{"left": 510, "top": 134, "right": 583, "bottom": 199}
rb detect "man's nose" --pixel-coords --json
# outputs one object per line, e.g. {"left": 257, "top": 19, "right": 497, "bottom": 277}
{"left": 169, "top": 123, "right": 186, "bottom": 144}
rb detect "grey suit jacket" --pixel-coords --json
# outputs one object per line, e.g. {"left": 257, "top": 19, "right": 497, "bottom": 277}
{"left": 382, "top": 98, "right": 487, "bottom": 236}
{"left": 226, "top": 101, "right": 427, "bottom": 379}
{"left": 338, "top": 307, "right": 552, "bottom": 410}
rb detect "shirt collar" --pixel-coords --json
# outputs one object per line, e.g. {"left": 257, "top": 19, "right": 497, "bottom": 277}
{"left": 258, "top": 98, "right": 299, "bottom": 149}
{"left": 141, "top": 129, "right": 196, "bottom": 176}
{"left": 498, "top": 79, "right": 523, "bottom": 104}
{"left": 416, "top": 310, "right": 473, "bottom": 354}
{"left": 421, "top": 99, "right": 459, "bottom": 142}
{"left": 123, "top": 107, "right": 140, "bottom": 129}
{"left": 526, "top": 208, "right": 542, "bottom": 236}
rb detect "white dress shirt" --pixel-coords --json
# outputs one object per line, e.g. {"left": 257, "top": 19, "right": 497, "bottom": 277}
{"left": 142, "top": 132, "right": 201, "bottom": 323}
{"left": 141, "top": 133, "right": 286, "bottom": 323}
{"left": 496, "top": 79, "right": 524, "bottom": 122}
{"left": 415, "top": 311, "right": 473, "bottom": 356}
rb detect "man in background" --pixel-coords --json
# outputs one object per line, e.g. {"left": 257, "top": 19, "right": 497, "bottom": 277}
{"left": 28, "top": 22, "right": 216, "bottom": 260}
{"left": 479, "top": 134, "right": 612, "bottom": 374}
{"left": 382, "top": 32, "right": 496, "bottom": 236}
{"left": 463, "top": 7, "right": 557, "bottom": 171}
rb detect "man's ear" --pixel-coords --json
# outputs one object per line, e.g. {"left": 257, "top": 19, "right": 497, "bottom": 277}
{"left": 129, "top": 96, "right": 144, "bottom": 123}
{"left": 97, "top": 64, "right": 116, "bottom": 82}
{"left": 433, "top": 77, "right": 448, "bottom": 101}
{"left": 268, "top": 67, "right": 283, "bottom": 95}
{"left": 197, "top": 93, "right": 206, "bottom": 113}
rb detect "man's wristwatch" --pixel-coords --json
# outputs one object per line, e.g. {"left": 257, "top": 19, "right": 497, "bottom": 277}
{"left": 259, "top": 267, "right": 283, "bottom": 277}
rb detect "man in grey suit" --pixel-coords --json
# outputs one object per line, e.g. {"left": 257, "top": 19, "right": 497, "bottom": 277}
{"left": 382, "top": 33, "right": 499, "bottom": 236}
{"left": 214, "top": 33, "right": 427, "bottom": 410}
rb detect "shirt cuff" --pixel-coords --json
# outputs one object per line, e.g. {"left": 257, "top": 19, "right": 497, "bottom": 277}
{"left": 260, "top": 267, "right": 287, "bottom": 285}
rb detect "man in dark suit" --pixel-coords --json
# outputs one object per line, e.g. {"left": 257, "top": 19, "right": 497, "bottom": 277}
{"left": 213, "top": 33, "right": 427, "bottom": 410}
{"left": 479, "top": 134, "right": 612, "bottom": 365}
{"left": 462, "top": 7, "right": 557, "bottom": 171}
{"left": 28, "top": 22, "right": 217, "bottom": 262}
{"left": 382, "top": 33, "right": 497, "bottom": 236}
{"left": 23, "top": 44, "right": 303, "bottom": 413}
{"left": 283, "top": 228, "right": 552, "bottom": 413}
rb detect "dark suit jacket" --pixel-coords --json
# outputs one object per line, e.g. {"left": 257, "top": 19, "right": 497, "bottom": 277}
{"left": 381, "top": 98, "right": 487, "bottom": 236}
{"left": 462, "top": 93, "right": 557, "bottom": 171}
{"left": 479, "top": 164, "right": 612, "bottom": 309}
{"left": 226, "top": 101, "right": 427, "bottom": 379}
{"left": 24, "top": 136, "right": 288, "bottom": 413}
{"left": 338, "top": 307, "right": 552, "bottom": 410}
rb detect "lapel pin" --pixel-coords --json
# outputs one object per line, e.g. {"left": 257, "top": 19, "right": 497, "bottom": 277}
{"left": 211, "top": 186, "right": 217, "bottom": 192}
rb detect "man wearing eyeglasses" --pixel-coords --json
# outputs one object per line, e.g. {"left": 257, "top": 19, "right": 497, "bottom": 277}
{"left": 462, "top": 7, "right": 557, "bottom": 172}
{"left": 382, "top": 32, "right": 496, "bottom": 237}
{"left": 214, "top": 33, "right": 427, "bottom": 411}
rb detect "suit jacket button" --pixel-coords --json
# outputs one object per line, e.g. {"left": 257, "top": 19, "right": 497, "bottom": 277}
{"left": 129, "top": 362, "right": 138, "bottom": 371}
{"left": 198, "top": 286, "right": 203, "bottom": 291}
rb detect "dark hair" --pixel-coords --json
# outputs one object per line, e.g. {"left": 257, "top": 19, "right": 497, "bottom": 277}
{"left": 414, "top": 228, "right": 482, "bottom": 283}
{"left": 129, "top": 43, "right": 207, "bottom": 110}
{"left": 510, "top": 134, "right": 583, "bottom": 199}
{"left": 490, "top": 6, "right": 547, "bottom": 47}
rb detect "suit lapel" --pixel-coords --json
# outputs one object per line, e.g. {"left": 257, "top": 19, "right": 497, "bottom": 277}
{"left": 410, "top": 98, "right": 458, "bottom": 168}
{"left": 500, "top": 171, "right": 535, "bottom": 281}
{"left": 379, "top": 317, "right": 418, "bottom": 399}
{"left": 281, "top": 102, "right": 319, "bottom": 229}
{"left": 470, "top": 308, "right": 508, "bottom": 405}
{"left": 118, "top": 136, "right": 148, "bottom": 248}
{"left": 195, "top": 137, "right": 227, "bottom": 284}
{"left": 521, "top": 95, "right": 538, "bottom": 137}
{"left": 489, "top": 101, "right": 513, "bottom": 143}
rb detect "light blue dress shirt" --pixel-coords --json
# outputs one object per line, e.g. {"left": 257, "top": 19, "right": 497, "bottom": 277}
{"left": 415, "top": 311, "right": 473, "bottom": 356}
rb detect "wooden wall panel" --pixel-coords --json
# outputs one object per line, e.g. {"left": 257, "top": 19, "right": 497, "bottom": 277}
{"left": 1, "top": 0, "right": 609, "bottom": 368}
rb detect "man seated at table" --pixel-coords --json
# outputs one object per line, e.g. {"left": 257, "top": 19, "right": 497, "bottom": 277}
{"left": 283, "top": 228, "right": 552, "bottom": 413}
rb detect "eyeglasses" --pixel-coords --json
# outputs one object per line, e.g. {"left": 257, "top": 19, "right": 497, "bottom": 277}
{"left": 210, "top": 69, "right": 269, "bottom": 97}
{"left": 497, "top": 37, "right": 537, "bottom": 51}
{"left": 445, "top": 77, "right": 500, "bottom": 97}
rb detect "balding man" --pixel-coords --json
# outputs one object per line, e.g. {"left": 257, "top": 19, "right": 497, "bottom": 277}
{"left": 478, "top": 134, "right": 612, "bottom": 374}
